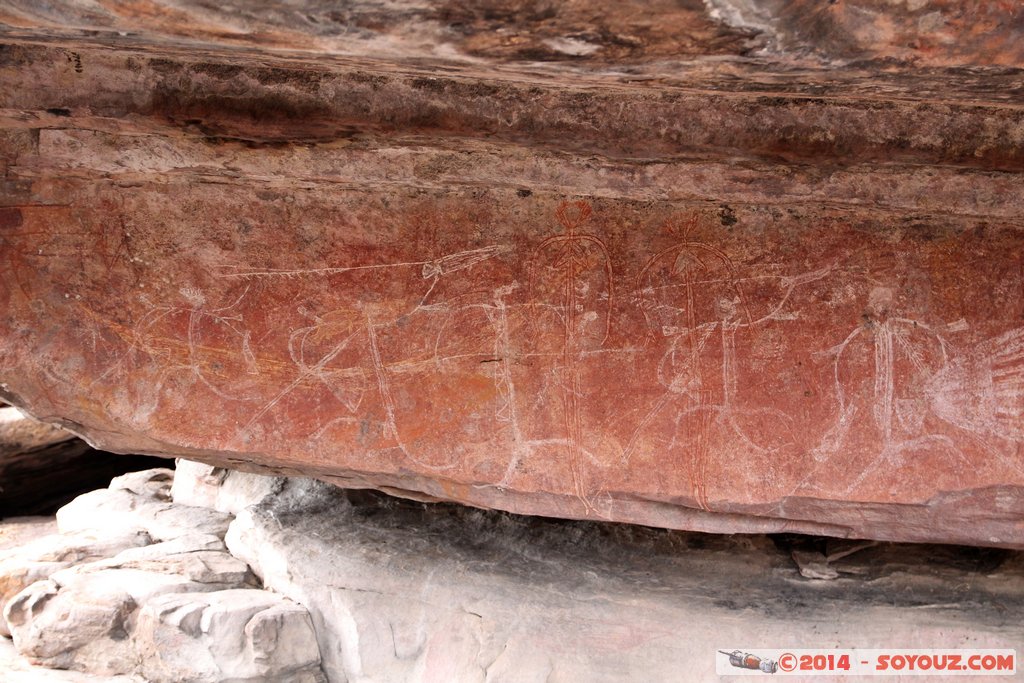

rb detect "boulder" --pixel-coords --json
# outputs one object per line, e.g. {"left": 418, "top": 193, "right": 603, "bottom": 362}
{"left": 0, "top": 637, "right": 141, "bottom": 683}
{"left": 6, "top": 571, "right": 205, "bottom": 673}
{"left": 135, "top": 589, "right": 324, "bottom": 683}
{"left": 168, "top": 461, "right": 226, "bottom": 510}
{"left": 172, "top": 460, "right": 284, "bottom": 515}
{"left": 57, "top": 486, "right": 233, "bottom": 542}
{"left": 49, "top": 541, "right": 254, "bottom": 589}
{"left": 109, "top": 468, "right": 174, "bottom": 501}
{"left": 6, "top": 567, "right": 244, "bottom": 672}
{"left": 0, "top": 528, "right": 152, "bottom": 636}
{"left": 6, "top": 549, "right": 320, "bottom": 680}
{"left": 215, "top": 470, "right": 285, "bottom": 515}
{"left": 2, "top": 468, "right": 324, "bottom": 682}
{"left": 0, "top": 470, "right": 225, "bottom": 637}
{"left": 84, "top": 533, "right": 227, "bottom": 564}
{"left": 0, "top": 517, "right": 58, "bottom": 552}
{"left": 5, "top": 535, "right": 260, "bottom": 674}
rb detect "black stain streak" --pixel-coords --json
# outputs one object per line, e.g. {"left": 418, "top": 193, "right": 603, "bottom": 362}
{"left": 149, "top": 85, "right": 340, "bottom": 144}
{"left": 192, "top": 63, "right": 244, "bottom": 80}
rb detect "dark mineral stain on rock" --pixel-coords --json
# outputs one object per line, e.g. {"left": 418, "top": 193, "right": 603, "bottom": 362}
{"left": 719, "top": 204, "right": 738, "bottom": 227}
{"left": 0, "top": 208, "right": 23, "bottom": 230}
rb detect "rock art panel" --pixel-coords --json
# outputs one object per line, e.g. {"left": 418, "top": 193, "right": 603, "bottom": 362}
{"left": 2, "top": 2, "right": 1024, "bottom": 546}
{"left": 2, "top": 177, "right": 1024, "bottom": 546}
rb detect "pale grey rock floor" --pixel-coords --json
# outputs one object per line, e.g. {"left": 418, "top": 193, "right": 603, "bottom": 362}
{"left": 0, "top": 622, "right": 141, "bottom": 682}
{"left": 228, "top": 480, "right": 1024, "bottom": 682}
{"left": 0, "top": 516, "right": 57, "bottom": 552}
{"left": 0, "top": 464, "right": 1022, "bottom": 682}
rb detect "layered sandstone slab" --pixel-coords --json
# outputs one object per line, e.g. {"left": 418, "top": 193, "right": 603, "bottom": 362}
{"left": 1, "top": 468, "right": 324, "bottom": 682}
{"left": 2, "top": 1, "right": 1024, "bottom": 546}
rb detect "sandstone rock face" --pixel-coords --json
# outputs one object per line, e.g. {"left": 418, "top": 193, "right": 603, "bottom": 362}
{"left": 1, "top": 468, "right": 325, "bottom": 681}
{"left": 2, "top": 1, "right": 1024, "bottom": 546}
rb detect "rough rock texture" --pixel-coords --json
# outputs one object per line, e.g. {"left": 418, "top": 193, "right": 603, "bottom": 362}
{"left": 57, "top": 481, "right": 233, "bottom": 541}
{"left": 1, "top": 462, "right": 1023, "bottom": 682}
{"left": 707, "top": 0, "right": 1024, "bottom": 66}
{"left": 1, "top": 468, "right": 325, "bottom": 681}
{"left": 0, "top": 637, "right": 140, "bottom": 683}
{"left": 226, "top": 477, "right": 1024, "bottom": 682}
{"left": 2, "top": 1, "right": 1024, "bottom": 546}
{"left": 7, "top": 570, "right": 232, "bottom": 672}
{"left": 49, "top": 536, "right": 255, "bottom": 588}
{"left": 0, "top": 516, "right": 56, "bottom": 552}
{"left": 0, "top": 406, "right": 73, "bottom": 455}
{"left": 172, "top": 459, "right": 285, "bottom": 515}
{"left": 0, "top": 528, "right": 152, "bottom": 636}
{"left": 135, "top": 590, "right": 324, "bottom": 683}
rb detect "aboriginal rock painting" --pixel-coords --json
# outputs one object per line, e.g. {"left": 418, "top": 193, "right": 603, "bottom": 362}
{"left": 211, "top": 241, "right": 514, "bottom": 471}
{"left": 528, "top": 201, "right": 613, "bottom": 507}
{"left": 7, "top": 196, "right": 1024, "bottom": 512}
{"left": 802, "top": 284, "right": 969, "bottom": 497}
{"left": 926, "top": 326, "right": 1024, "bottom": 482}
{"left": 625, "top": 218, "right": 831, "bottom": 509}
{"left": 0, "top": 204, "right": 140, "bottom": 304}
{"left": 929, "top": 327, "right": 1024, "bottom": 443}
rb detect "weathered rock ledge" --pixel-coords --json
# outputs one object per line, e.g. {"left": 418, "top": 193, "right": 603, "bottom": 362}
{"left": 1, "top": 466, "right": 324, "bottom": 682}
{"left": 1, "top": 462, "right": 1022, "bottom": 682}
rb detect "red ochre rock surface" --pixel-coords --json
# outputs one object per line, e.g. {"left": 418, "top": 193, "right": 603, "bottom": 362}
{"left": 2, "top": 1, "right": 1024, "bottom": 547}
